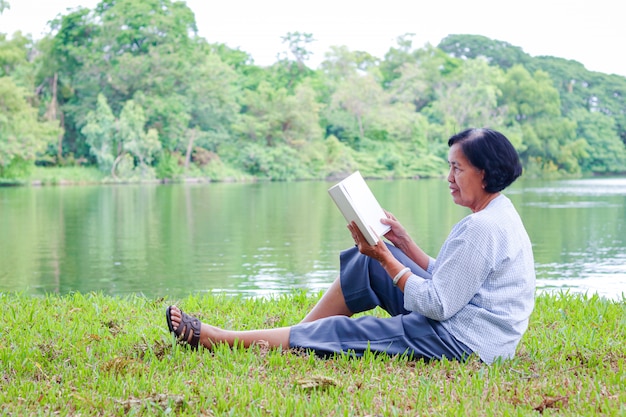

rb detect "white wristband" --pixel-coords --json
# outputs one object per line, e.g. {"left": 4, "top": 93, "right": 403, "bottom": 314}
{"left": 392, "top": 267, "right": 411, "bottom": 286}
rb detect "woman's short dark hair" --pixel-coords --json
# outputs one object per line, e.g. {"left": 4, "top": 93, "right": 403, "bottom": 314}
{"left": 448, "top": 128, "right": 523, "bottom": 193}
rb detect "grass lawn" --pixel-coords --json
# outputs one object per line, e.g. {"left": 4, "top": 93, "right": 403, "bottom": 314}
{"left": 1, "top": 291, "right": 624, "bottom": 416}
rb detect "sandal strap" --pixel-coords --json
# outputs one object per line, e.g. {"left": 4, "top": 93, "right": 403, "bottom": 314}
{"left": 167, "top": 306, "right": 202, "bottom": 349}
{"left": 178, "top": 312, "right": 201, "bottom": 348}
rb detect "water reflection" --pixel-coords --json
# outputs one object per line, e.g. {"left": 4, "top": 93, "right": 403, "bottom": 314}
{"left": 525, "top": 177, "right": 626, "bottom": 195}
{"left": 516, "top": 178, "right": 626, "bottom": 300}
{"left": 0, "top": 178, "right": 625, "bottom": 300}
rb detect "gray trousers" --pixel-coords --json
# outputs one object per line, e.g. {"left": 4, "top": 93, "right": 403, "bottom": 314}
{"left": 289, "top": 245, "right": 473, "bottom": 360}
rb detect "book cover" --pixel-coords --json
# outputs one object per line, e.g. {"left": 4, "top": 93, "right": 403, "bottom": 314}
{"left": 328, "top": 171, "right": 391, "bottom": 245}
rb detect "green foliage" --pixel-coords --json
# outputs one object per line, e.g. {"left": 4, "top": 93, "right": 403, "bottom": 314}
{"left": 0, "top": 155, "right": 31, "bottom": 180}
{"left": 427, "top": 58, "right": 505, "bottom": 129}
{"left": 0, "top": 32, "right": 29, "bottom": 77}
{"left": 445, "top": 35, "right": 626, "bottom": 175}
{"left": 118, "top": 99, "right": 162, "bottom": 169}
{"left": 572, "top": 108, "right": 626, "bottom": 173}
{"left": 82, "top": 94, "right": 161, "bottom": 179}
{"left": 82, "top": 93, "right": 117, "bottom": 173}
{"left": 235, "top": 81, "right": 323, "bottom": 149}
{"left": 438, "top": 34, "right": 532, "bottom": 69}
{"left": 271, "top": 32, "right": 316, "bottom": 91}
{"left": 494, "top": 65, "right": 591, "bottom": 174}
{"left": 499, "top": 65, "right": 561, "bottom": 121}
{"left": 0, "top": 76, "right": 60, "bottom": 174}
{"left": 379, "top": 33, "right": 419, "bottom": 86}
{"left": 328, "top": 73, "right": 387, "bottom": 143}
{"left": 236, "top": 142, "right": 311, "bottom": 181}
{"left": 2, "top": 6, "right": 626, "bottom": 182}
{"left": 529, "top": 56, "right": 626, "bottom": 145}
{"left": 322, "top": 135, "right": 357, "bottom": 176}
{"left": 155, "top": 151, "right": 184, "bottom": 180}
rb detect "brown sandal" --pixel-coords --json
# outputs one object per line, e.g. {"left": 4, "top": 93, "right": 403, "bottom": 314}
{"left": 165, "top": 306, "right": 202, "bottom": 349}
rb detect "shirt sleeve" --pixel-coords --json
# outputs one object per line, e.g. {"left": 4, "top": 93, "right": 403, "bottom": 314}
{"left": 425, "top": 256, "right": 436, "bottom": 275}
{"left": 403, "top": 220, "right": 495, "bottom": 321}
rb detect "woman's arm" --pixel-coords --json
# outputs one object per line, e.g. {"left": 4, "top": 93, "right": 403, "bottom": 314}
{"left": 380, "top": 211, "right": 430, "bottom": 272}
{"left": 348, "top": 210, "right": 431, "bottom": 290}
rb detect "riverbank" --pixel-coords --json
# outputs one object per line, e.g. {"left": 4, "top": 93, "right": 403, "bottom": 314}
{"left": 1, "top": 292, "right": 624, "bottom": 415}
{"left": 0, "top": 166, "right": 257, "bottom": 187}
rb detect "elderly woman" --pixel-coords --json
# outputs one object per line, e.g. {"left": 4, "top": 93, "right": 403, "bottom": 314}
{"left": 166, "top": 128, "right": 536, "bottom": 364}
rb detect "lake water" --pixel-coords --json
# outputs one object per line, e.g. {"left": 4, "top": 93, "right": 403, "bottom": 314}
{"left": 0, "top": 177, "right": 625, "bottom": 300}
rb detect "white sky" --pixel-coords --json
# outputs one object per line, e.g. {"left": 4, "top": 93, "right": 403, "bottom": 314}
{"left": 1, "top": 0, "right": 625, "bottom": 77}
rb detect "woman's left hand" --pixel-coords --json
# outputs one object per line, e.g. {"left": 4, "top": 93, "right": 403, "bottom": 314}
{"left": 348, "top": 221, "right": 392, "bottom": 263}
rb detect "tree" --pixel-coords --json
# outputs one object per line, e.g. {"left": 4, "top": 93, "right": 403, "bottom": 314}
{"left": 82, "top": 94, "right": 161, "bottom": 178}
{"left": 389, "top": 45, "right": 460, "bottom": 113}
{"left": 572, "top": 108, "right": 626, "bottom": 173}
{"left": 529, "top": 56, "right": 626, "bottom": 145}
{"left": 527, "top": 56, "right": 591, "bottom": 115}
{"left": 0, "top": 32, "right": 29, "bottom": 77}
{"left": 118, "top": 100, "right": 161, "bottom": 173}
{"left": 498, "top": 65, "right": 583, "bottom": 173}
{"left": 82, "top": 93, "right": 117, "bottom": 174}
{"left": 43, "top": 0, "right": 198, "bottom": 160}
{"left": 0, "top": 77, "right": 60, "bottom": 177}
{"left": 499, "top": 65, "right": 561, "bottom": 122}
{"left": 11, "top": 14, "right": 626, "bottom": 181}
{"left": 379, "top": 33, "right": 421, "bottom": 86}
{"left": 531, "top": 117, "right": 582, "bottom": 174}
{"left": 426, "top": 58, "right": 505, "bottom": 130}
{"left": 43, "top": 7, "right": 104, "bottom": 158}
{"left": 95, "top": 0, "right": 197, "bottom": 56}
{"left": 320, "top": 45, "right": 379, "bottom": 83}
{"left": 329, "top": 73, "right": 386, "bottom": 143}
{"left": 585, "top": 73, "right": 626, "bottom": 145}
{"left": 272, "top": 32, "right": 316, "bottom": 91}
{"left": 438, "top": 34, "right": 531, "bottom": 69}
{"left": 281, "top": 32, "right": 314, "bottom": 68}
{"left": 316, "top": 45, "right": 379, "bottom": 108}
{"left": 234, "top": 81, "right": 322, "bottom": 148}
{"left": 180, "top": 50, "right": 240, "bottom": 166}
{"left": 227, "top": 79, "right": 325, "bottom": 180}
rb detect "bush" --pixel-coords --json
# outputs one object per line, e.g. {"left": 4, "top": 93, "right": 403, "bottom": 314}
{"left": 0, "top": 157, "right": 33, "bottom": 181}
{"left": 155, "top": 151, "right": 184, "bottom": 180}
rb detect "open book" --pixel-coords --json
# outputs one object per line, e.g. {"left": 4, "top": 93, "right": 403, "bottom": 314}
{"left": 328, "top": 171, "right": 391, "bottom": 245}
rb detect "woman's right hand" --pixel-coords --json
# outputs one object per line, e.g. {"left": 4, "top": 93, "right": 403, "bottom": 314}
{"left": 382, "top": 210, "right": 430, "bottom": 272}
{"left": 381, "top": 210, "right": 411, "bottom": 248}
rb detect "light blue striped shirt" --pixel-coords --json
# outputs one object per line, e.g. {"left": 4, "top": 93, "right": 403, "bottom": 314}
{"left": 403, "top": 194, "right": 536, "bottom": 364}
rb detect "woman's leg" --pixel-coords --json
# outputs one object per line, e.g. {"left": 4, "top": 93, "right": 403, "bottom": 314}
{"left": 290, "top": 312, "right": 473, "bottom": 360}
{"left": 167, "top": 246, "right": 431, "bottom": 351}
{"left": 339, "top": 244, "right": 430, "bottom": 317}
{"left": 169, "top": 305, "right": 472, "bottom": 361}
{"left": 168, "top": 305, "right": 290, "bottom": 350}
{"left": 303, "top": 244, "right": 428, "bottom": 323}
{"left": 300, "top": 276, "right": 353, "bottom": 323}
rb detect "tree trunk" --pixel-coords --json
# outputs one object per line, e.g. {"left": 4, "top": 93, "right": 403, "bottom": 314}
{"left": 111, "top": 153, "right": 124, "bottom": 180}
{"left": 57, "top": 112, "right": 64, "bottom": 164}
{"left": 184, "top": 128, "right": 196, "bottom": 170}
{"left": 357, "top": 114, "right": 364, "bottom": 139}
{"left": 47, "top": 72, "right": 65, "bottom": 164}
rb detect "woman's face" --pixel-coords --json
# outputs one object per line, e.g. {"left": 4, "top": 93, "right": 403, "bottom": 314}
{"left": 447, "top": 143, "right": 490, "bottom": 212}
